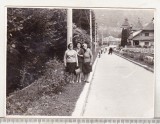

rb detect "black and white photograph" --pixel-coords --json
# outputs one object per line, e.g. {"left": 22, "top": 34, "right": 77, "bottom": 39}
{"left": 6, "top": 7, "right": 154, "bottom": 117}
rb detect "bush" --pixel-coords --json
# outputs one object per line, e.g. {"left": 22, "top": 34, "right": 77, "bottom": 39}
{"left": 136, "top": 45, "right": 142, "bottom": 48}
{"left": 143, "top": 45, "right": 148, "bottom": 48}
{"left": 144, "top": 56, "right": 154, "bottom": 65}
{"left": 133, "top": 53, "right": 144, "bottom": 61}
{"left": 128, "top": 52, "right": 134, "bottom": 58}
{"left": 43, "top": 58, "right": 72, "bottom": 94}
{"left": 73, "top": 24, "right": 90, "bottom": 48}
{"left": 139, "top": 54, "right": 144, "bottom": 61}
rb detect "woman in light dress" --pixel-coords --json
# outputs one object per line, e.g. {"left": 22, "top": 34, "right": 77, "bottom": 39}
{"left": 64, "top": 43, "right": 78, "bottom": 83}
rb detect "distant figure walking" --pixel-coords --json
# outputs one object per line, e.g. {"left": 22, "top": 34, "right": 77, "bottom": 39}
{"left": 98, "top": 50, "right": 101, "bottom": 58}
{"left": 101, "top": 47, "right": 103, "bottom": 54}
{"left": 104, "top": 47, "right": 107, "bottom": 53}
{"left": 82, "top": 43, "right": 93, "bottom": 83}
{"left": 108, "top": 47, "right": 113, "bottom": 55}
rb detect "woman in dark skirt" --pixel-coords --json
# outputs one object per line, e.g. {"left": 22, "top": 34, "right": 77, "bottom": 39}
{"left": 82, "top": 43, "right": 93, "bottom": 83}
{"left": 64, "top": 42, "right": 78, "bottom": 83}
{"left": 75, "top": 42, "right": 84, "bottom": 83}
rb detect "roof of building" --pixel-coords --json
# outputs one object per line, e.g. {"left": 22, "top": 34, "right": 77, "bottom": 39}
{"left": 143, "top": 21, "right": 154, "bottom": 31}
{"left": 104, "top": 36, "right": 121, "bottom": 42}
{"left": 132, "top": 35, "right": 154, "bottom": 41}
{"left": 129, "top": 20, "right": 154, "bottom": 41}
{"left": 128, "top": 30, "right": 142, "bottom": 40}
{"left": 131, "top": 18, "right": 143, "bottom": 31}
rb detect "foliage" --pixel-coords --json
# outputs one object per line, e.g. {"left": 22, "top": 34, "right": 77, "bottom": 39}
{"left": 73, "top": 24, "right": 90, "bottom": 47}
{"left": 144, "top": 56, "right": 154, "bottom": 65}
{"left": 115, "top": 47, "right": 154, "bottom": 66}
{"left": 7, "top": 8, "right": 97, "bottom": 95}
{"left": 73, "top": 9, "right": 90, "bottom": 34}
{"left": 73, "top": 9, "right": 96, "bottom": 54}
{"left": 121, "top": 48, "right": 154, "bottom": 55}
{"left": 121, "top": 28, "right": 130, "bottom": 47}
{"left": 7, "top": 8, "right": 67, "bottom": 95}
{"left": 73, "top": 9, "right": 96, "bottom": 42}
{"left": 44, "top": 59, "right": 72, "bottom": 94}
{"left": 7, "top": 58, "right": 72, "bottom": 115}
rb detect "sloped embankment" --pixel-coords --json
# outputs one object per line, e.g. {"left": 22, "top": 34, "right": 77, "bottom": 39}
{"left": 7, "top": 59, "right": 85, "bottom": 116}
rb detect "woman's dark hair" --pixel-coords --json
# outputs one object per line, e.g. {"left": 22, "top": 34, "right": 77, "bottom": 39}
{"left": 67, "top": 43, "right": 73, "bottom": 49}
{"left": 76, "top": 42, "right": 82, "bottom": 47}
{"left": 82, "top": 43, "right": 88, "bottom": 52}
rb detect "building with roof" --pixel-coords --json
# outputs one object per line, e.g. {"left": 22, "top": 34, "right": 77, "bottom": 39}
{"left": 103, "top": 36, "right": 121, "bottom": 46}
{"left": 128, "top": 19, "right": 154, "bottom": 47}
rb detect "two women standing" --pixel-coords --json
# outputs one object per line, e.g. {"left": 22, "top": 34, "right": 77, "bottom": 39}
{"left": 64, "top": 42, "right": 93, "bottom": 83}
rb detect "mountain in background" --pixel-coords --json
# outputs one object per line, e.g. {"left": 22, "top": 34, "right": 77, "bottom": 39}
{"left": 94, "top": 9, "right": 154, "bottom": 38}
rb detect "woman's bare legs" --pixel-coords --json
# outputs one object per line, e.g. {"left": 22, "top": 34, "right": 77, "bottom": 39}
{"left": 84, "top": 73, "right": 89, "bottom": 83}
{"left": 79, "top": 73, "right": 82, "bottom": 83}
{"left": 86, "top": 73, "right": 90, "bottom": 83}
{"left": 76, "top": 74, "right": 82, "bottom": 83}
{"left": 70, "top": 73, "right": 75, "bottom": 83}
{"left": 76, "top": 74, "right": 79, "bottom": 83}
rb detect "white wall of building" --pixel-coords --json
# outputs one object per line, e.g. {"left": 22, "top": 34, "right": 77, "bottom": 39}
{"left": 141, "top": 31, "right": 154, "bottom": 37}
{"left": 139, "top": 41, "right": 145, "bottom": 47}
{"left": 139, "top": 41, "right": 154, "bottom": 47}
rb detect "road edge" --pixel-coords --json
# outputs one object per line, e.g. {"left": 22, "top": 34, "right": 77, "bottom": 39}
{"left": 71, "top": 56, "right": 99, "bottom": 116}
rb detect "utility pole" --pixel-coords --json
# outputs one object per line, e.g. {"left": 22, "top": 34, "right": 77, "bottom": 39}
{"left": 95, "top": 22, "right": 97, "bottom": 52}
{"left": 90, "top": 9, "right": 92, "bottom": 49}
{"left": 101, "top": 28, "right": 103, "bottom": 46}
{"left": 67, "top": 8, "right": 73, "bottom": 46}
{"left": 101, "top": 15, "right": 104, "bottom": 47}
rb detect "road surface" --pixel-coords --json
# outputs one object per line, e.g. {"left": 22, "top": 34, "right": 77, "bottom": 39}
{"left": 83, "top": 53, "right": 154, "bottom": 118}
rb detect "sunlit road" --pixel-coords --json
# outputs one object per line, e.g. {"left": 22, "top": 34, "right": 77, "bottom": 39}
{"left": 83, "top": 53, "right": 154, "bottom": 117}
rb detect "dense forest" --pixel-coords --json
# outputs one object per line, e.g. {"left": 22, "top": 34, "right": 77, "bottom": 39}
{"left": 7, "top": 8, "right": 68, "bottom": 95}
{"left": 7, "top": 8, "right": 96, "bottom": 95}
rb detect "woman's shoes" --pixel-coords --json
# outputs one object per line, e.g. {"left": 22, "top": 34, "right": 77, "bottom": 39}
{"left": 70, "top": 80, "right": 82, "bottom": 83}
{"left": 76, "top": 80, "right": 81, "bottom": 83}
{"left": 83, "top": 80, "right": 89, "bottom": 83}
{"left": 70, "top": 81, "right": 75, "bottom": 84}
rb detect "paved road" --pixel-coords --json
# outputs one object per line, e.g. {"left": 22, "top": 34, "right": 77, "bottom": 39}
{"left": 83, "top": 53, "right": 154, "bottom": 117}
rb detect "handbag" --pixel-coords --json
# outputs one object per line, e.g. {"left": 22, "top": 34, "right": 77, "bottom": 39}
{"left": 75, "top": 68, "right": 81, "bottom": 75}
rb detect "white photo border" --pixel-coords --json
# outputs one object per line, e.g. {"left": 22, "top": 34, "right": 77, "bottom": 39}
{"left": 0, "top": 0, "right": 160, "bottom": 118}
